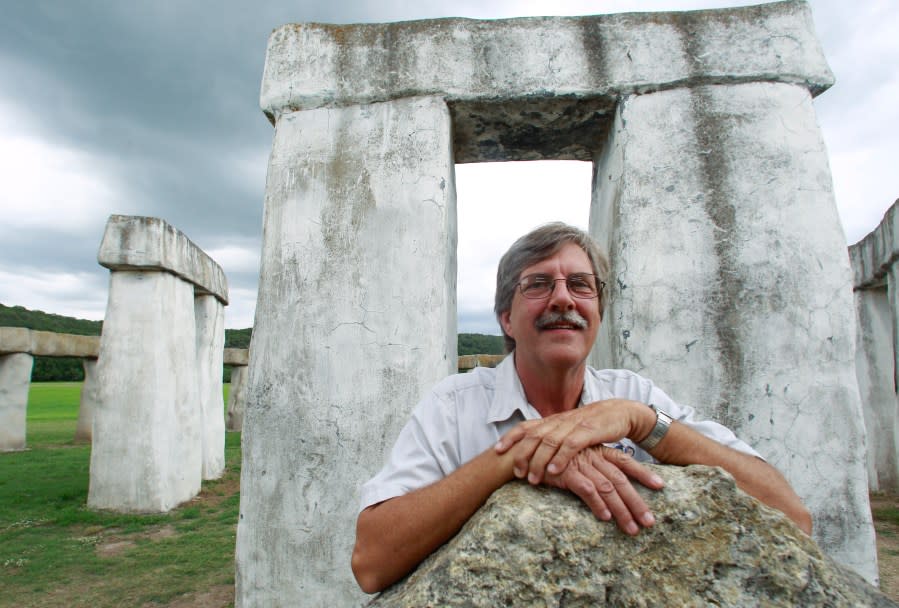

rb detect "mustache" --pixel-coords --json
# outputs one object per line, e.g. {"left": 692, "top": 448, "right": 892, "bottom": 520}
{"left": 535, "top": 310, "right": 588, "bottom": 330}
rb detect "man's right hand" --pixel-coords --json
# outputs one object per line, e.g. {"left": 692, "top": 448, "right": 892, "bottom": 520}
{"left": 543, "top": 445, "right": 663, "bottom": 535}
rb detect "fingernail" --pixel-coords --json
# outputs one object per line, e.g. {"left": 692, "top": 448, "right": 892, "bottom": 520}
{"left": 626, "top": 522, "right": 639, "bottom": 535}
{"left": 513, "top": 467, "right": 524, "bottom": 478}
{"left": 600, "top": 510, "right": 611, "bottom": 521}
{"left": 651, "top": 474, "right": 663, "bottom": 486}
{"left": 641, "top": 512, "right": 655, "bottom": 526}
{"left": 528, "top": 473, "right": 539, "bottom": 484}
{"left": 547, "top": 463, "right": 558, "bottom": 474}
{"left": 495, "top": 441, "right": 504, "bottom": 451}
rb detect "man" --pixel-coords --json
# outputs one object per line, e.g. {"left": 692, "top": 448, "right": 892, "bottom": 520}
{"left": 352, "top": 222, "right": 811, "bottom": 594}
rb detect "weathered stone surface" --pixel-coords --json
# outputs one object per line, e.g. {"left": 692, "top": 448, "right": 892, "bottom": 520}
{"left": 195, "top": 295, "right": 226, "bottom": 480}
{"left": 590, "top": 81, "right": 874, "bottom": 580}
{"left": 262, "top": 2, "right": 833, "bottom": 163}
{"left": 850, "top": 199, "right": 899, "bottom": 289}
{"left": 226, "top": 364, "right": 247, "bottom": 432}
{"left": 89, "top": 270, "right": 202, "bottom": 512}
{"left": 74, "top": 358, "right": 100, "bottom": 443}
{"left": 0, "top": 327, "right": 99, "bottom": 358}
{"left": 224, "top": 348, "right": 249, "bottom": 366}
{"left": 0, "top": 353, "right": 33, "bottom": 451}
{"left": 235, "top": 95, "right": 456, "bottom": 606}
{"left": 372, "top": 466, "right": 894, "bottom": 608}
{"left": 97, "top": 215, "right": 228, "bottom": 304}
{"left": 854, "top": 287, "right": 899, "bottom": 492}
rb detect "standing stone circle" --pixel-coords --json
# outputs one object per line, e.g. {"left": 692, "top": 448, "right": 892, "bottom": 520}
{"left": 237, "top": 3, "right": 874, "bottom": 605}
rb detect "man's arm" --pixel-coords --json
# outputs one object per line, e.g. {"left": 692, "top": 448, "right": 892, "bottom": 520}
{"left": 496, "top": 399, "right": 812, "bottom": 534}
{"left": 352, "top": 440, "right": 663, "bottom": 594}
{"left": 352, "top": 447, "right": 514, "bottom": 593}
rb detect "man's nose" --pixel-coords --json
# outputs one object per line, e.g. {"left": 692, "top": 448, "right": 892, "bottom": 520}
{"left": 548, "top": 279, "right": 576, "bottom": 309}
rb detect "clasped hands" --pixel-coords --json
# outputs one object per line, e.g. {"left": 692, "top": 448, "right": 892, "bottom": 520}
{"left": 494, "top": 398, "right": 663, "bottom": 536}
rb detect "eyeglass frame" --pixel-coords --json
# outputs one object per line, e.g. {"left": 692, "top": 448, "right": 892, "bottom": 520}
{"left": 516, "top": 272, "right": 606, "bottom": 300}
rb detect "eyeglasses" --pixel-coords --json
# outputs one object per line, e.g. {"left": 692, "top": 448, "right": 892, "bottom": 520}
{"left": 517, "top": 273, "right": 605, "bottom": 300}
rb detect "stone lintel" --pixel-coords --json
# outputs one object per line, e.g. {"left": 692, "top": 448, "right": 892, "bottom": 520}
{"left": 850, "top": 199, "right": 899, "bottom": 290}
{"left": 97, "top": 215, "right": 229, "bottom": 305}
{"left": 0, "top": 327, "right": 100, "bottom": 358}
{"left": 223, "top": 348, "right": 249, "bottom": 366}
{"left": 261, "top": 1, "right": 832, "bottom": 162}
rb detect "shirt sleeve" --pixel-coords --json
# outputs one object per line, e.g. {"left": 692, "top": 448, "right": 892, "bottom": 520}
{"left": 359, "top": 389, "right": 462, "bottom": 512}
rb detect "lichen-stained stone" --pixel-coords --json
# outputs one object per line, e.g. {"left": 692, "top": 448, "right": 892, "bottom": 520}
{"left": 0, "top": 353, "right": 33, "bottom": 451}
{"left": 371, "top": 466, "right": 895, "bottom": 608}
{"left": 235, "top": 95, "right": 456, "bottom": 606}
{"left": 196, "top": 295, "right": 226, "bottom": 480}
{"left": 590, "top": 81, "right": 874, "bottom": 581}
{"left": 89, "top": 270, "right": 202, "bottom": 512}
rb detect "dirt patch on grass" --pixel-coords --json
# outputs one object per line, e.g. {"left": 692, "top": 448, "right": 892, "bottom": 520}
{"left": 95, "top": 524, "right": 177, "bottom": 558}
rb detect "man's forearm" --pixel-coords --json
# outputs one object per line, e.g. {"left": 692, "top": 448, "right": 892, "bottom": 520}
{"left": 648, "top": 421, "right": 813, "bottom": 534}
{"left": 352, "top": 447, "right": 515, "bottom": 594}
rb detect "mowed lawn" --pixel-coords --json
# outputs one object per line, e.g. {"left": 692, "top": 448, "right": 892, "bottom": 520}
{"left": 0, "top": 382, "right": 239, "bottom": 608}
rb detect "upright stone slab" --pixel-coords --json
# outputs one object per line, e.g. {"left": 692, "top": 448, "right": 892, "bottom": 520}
{"left": 0, "top": 353, "right": 33, "bottom": 451}
{"left": 195, "top": 294, "right": 226, "bottom": 480}
{"left": 854, "top": 287, "right": 899, "bottom": 491}
{"left": 226, "top": 365, "right": 247, "bottom": 432}
{"left": 241, "top": 3, "right": 872, "bottom": 603}
{"left": 236, "top": 96, "right": 457, "bottom": 605}
{"left": 74, "top": 358, "right": 100, "bottom": 443}
{"left": 90, "top": 215, "right": 228, "bottom": 512}
{"left": 591, "top": 81, "right": 874, "bottom": 580}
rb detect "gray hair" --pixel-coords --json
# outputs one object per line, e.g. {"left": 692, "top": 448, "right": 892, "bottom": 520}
{"left": 494, "top": 222, "right": 610, "bottom": 353}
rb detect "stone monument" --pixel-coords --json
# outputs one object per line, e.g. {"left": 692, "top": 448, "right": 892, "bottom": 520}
{"left": 236, "top": 3, "right": 874, "bottom": 605}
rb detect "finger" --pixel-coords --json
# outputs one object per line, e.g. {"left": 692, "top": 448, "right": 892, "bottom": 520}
{"left": 494, "top": 419, "right": 543, "bottom": 454}
{"left": 578, "top": 462, "right": 641, "bottom": 535}
{"left": 513, "top": 419, "right": 566, "bottom": 480}
{"left": 551, "top": 465, "right": 612, "bottom": 521}
{"left": 589, "top": 449, "right": 656, "bottom": 530}
{"left": 525, "top": 419, "right": 581, "bottom": 484}
{"left": 544, "top": 420, "right": 599, "bottom": 477}
{"left": 601, "top": 447, "right": 665, "bottom": 491}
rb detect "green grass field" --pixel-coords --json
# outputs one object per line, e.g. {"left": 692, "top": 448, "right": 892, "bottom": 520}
{"left": 0, "top": 383, "right": 238, "bottom": 607}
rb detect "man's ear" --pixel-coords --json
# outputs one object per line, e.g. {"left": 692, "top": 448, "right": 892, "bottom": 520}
{"left": 499, "top": 310, "right": 513, "bottom": 338}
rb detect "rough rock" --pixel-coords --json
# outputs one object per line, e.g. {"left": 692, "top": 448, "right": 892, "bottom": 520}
{"left": 371, "top": 465, "right": 895, "bottom": 608}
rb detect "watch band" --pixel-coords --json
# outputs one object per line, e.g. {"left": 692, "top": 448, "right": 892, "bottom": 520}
{"left": 637, "top": 403, "right": 673, "bottom": 451}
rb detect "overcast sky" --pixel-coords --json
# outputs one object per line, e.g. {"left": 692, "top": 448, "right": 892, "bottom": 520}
{"left": 1, "top": 1, "right": 896, "bottom": 334}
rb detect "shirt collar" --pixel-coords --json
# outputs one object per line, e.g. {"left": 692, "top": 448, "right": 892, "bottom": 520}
{"left": 486, "top": 353, "right": 604, "bottom": 423}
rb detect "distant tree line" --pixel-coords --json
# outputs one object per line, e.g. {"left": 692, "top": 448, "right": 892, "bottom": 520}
{"left": 3, "top": 303, "right": 502, "bottom": 381}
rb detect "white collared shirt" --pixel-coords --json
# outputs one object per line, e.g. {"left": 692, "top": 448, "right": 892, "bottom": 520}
{"left": 359, "top": 355, "right": 760, "bottom": 511}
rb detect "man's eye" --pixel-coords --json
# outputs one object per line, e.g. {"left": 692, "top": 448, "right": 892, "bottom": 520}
{"left": 524, "top": 277, "right": 551, "bottom": 292}
{"left": 568, "top": 275, "right": 595, "bottom": 294}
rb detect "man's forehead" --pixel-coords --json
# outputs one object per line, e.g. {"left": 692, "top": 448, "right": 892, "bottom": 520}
{"left": 518, "top": 243, "right": 592, "bottom": 276}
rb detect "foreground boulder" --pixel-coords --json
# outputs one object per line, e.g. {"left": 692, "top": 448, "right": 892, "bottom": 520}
{"left": 370, "top": 465, "right": 894, "bottom": 607}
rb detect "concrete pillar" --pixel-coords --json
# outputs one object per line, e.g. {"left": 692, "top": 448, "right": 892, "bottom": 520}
{"left": 226, "top": 365, "right": 247, "bottom": 432}
{"left": 235, "top": 96, "right": 457, "bottom": 606}
{"left": 0, "top": 353, "right": 33, "bottom": 451}
{"left": 89, "top": 270, "right": 202, "bottom": 512}
{"left": 74, "top": 358, "right": 100, "bottom": 443}
{"left": 591, "top": 82, "right": 875, "bottom": 580}
{"left": 195, "top": 294, "right": 226, "bottom": 480}
{"left": 854, "top": 286, "right": 899, "bottom": 492}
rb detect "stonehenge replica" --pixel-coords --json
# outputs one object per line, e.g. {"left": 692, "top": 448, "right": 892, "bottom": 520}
{"left": 0, "top": 327, "right": 100, "bottom": 450}
{"left": 852, "top": 199, "right": 899, "bottom": 494}
{"left": 225, "top": 347, "right": 249, "bottom": 432}
{"left": 88, "top": 215, "right": 229, "bottom": 512}
{"left": 235, "top": 1, "right": 878, "bottom": 605}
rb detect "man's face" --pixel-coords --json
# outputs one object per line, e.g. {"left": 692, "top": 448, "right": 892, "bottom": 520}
{"left": 499, "top": 242, "right": 601, "bottom": 372}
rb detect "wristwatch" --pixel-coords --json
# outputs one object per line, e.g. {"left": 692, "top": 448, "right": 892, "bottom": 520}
{"left": 637, "top": 403, "right": 673, "bottom": 451}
